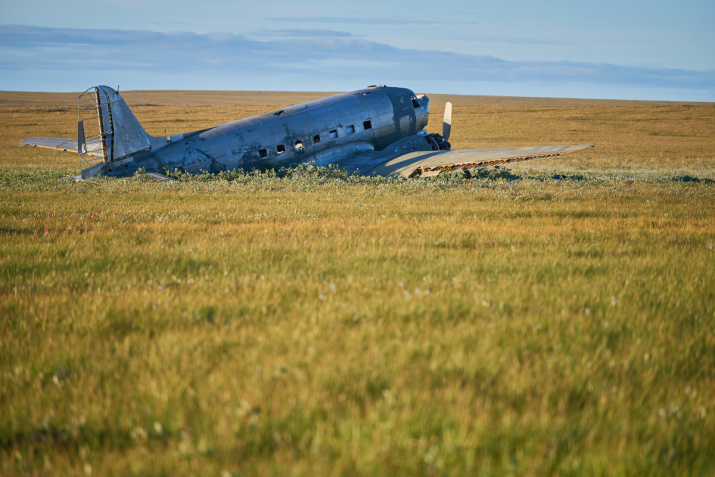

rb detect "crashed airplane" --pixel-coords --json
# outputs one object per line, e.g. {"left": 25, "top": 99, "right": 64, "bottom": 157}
{"left": 22, "top": 85, "right": 592, "bottom": 179}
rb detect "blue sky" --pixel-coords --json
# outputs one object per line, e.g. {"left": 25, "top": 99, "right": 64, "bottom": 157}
{"left": 1, "top": 0, "right": 713, "bottom": 100}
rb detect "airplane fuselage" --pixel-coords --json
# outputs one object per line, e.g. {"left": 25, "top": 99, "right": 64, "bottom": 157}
{"left": 101, "top": 86, "right": 430, "bottom": 176}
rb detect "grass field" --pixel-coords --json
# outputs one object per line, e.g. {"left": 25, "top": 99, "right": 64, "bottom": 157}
{"left": 1, "top": 90, "right": 714, "bottom": 476}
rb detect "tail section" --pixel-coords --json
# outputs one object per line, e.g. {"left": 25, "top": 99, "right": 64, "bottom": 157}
{"left": 78, "top": 86, "right": 150, "bottom": 175}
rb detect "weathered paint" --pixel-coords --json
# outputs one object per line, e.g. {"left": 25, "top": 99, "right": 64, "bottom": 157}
{"left": 79, "top": 85, "right": 430, "bottom": 178}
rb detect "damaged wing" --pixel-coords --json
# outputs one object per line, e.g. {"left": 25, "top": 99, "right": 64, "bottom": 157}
{"left": 341, "top": 144, "right": 594, "bottom": 178}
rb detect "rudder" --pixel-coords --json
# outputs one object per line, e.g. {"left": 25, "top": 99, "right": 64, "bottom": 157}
{"left": 78, "top": 86, "right": 150, "bottom": 167}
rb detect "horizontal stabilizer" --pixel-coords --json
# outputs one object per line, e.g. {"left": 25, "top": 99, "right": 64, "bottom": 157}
{"left": 21, "top": 137, "right": 104, "bottom": 156}
{"left": 22, "top": 137, "right": 77, "bottom": 152}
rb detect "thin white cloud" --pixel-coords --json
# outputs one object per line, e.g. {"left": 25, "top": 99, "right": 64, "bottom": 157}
{"left": 258, "top": 29, "right": 357, "bottom": 38}
{"left": 269, "top": 16, "right": 451, "bottom": 26}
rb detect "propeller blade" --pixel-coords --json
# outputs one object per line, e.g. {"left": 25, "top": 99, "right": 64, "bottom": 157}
{"left": 442, "top": 102, "right": 452, "bottom": 142}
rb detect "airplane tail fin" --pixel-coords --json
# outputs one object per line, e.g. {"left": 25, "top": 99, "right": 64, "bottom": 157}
{"left": 78, "top": 86, "right": 150, "bottom": 170}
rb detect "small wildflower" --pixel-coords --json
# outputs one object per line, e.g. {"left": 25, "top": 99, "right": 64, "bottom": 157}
{"left": 611, "top": 296, "right": 618, "bottom": 306}
{"left": 130, "top": 426, "right": 147, "bottom": 442}
{"left": 329, "top": 283, "right": 336, "bottom": 291}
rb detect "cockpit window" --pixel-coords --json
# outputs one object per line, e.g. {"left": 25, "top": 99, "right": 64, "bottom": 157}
{"left": 412, "top": 97, "right": 420, "bottom": 108}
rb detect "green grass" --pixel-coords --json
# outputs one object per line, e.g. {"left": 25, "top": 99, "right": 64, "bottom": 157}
{"left": 1, "top": 92, "right": 714, "bottom": 476}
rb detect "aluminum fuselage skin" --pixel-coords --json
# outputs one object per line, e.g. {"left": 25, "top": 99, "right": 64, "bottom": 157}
{"left": 98, "top": 86, "right": 429, "bottom": 176}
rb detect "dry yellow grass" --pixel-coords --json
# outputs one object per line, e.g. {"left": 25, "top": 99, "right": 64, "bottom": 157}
{"left": 1, "top": 90, "right": 714, "bottom": 476}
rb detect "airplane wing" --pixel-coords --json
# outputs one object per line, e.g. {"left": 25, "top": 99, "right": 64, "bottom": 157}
{"left": 339, "top": 144, "right": 594, "bottom": 178}
{"left": 21, "top": 137, "right": 104, "bottom": 156}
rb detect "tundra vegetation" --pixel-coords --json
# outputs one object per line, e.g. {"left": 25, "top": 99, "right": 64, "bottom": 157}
{"left": 1, "top": 90, "right": 713, "bottom": 476}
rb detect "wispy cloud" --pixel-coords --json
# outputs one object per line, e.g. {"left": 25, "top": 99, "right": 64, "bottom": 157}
{"left": 258, "top": 29, "right": 357, "bottom": 38}
{"left": 0, "top": 25, "right": 712, "bottom": 100}
{"left": 269, "top": 16, "right": 451, "bottom": 26}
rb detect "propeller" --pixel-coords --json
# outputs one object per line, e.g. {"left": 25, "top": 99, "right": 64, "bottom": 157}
{"left": 442, "top": 102, "right": 452, "bottom": 142}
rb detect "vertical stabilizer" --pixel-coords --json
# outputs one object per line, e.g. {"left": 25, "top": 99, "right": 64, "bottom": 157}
{"left": 78, "top": 86, "right": 150, "bottom": 167}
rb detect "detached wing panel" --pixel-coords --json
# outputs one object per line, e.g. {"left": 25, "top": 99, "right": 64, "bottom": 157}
{"left": 21, "top": 137, "right": 104, "bottom": 156}
{"left": 372, "top": 144, "right": 594, "bottom": 178}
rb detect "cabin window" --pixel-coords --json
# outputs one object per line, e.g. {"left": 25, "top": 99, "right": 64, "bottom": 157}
{"left": 329, "top": 129, "right": 338, "bottom": 139}
{"left": 276, "top": 144, "right": 285, "bottom": 154}
{"left": 412, "top": 97, "right": 420, "bottom": 108}
{"left": 295, "top": 139, "right": 303, "bottom": 150}
{"left": 363, "top": 120, "right": 372, "bottom": 130}
{"left": 346, "top": 125, "right": 355, "bottom": 134}
{"left": 313, "top": 134, "right": 321, "bottom": 144}
{"left": 259, "top": 148, "right": 267, "bottom": 158}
